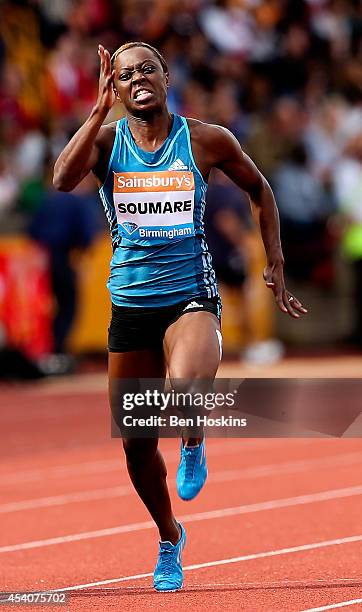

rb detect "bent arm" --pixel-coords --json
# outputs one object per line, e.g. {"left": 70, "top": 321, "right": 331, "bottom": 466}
{"left": 215, "top": 127, "right": 283, "bottom": 261}
{"left": 53, "top": 107, "right": 108, "bottom": 191}
{"left": 208, "top": 125, "right": 307, "bottom": 317}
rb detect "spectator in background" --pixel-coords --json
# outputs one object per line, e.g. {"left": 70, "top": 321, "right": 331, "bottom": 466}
{"left": 179, "top": 79, "right": 210, "bottom": 121}
{"left": 47, "top": 33, "right": 98, "bottom": 125}
{"left": 245, "top": 97, "right": 306, "bottom": 180}
{"left": 29, "top": 172, "right": 102, "bottom": 363}
{"left": 272, "top": 142, "right": 335, "bottom": 285}
{"left": 199, "top": 0, "right": 256, "bottom": 56}
{"left": 304, "top": 96, "right": 348, "bottom": 181}
{"left": 333, "top": 132, "right": 362, "bottom": 345}
{"left": 0, "top": 152, "right": 18, "bottom": 216}
{"left": 205, "top": 170, "right": 253, "bottom": 350}
{"left": 209, "top": 79, "right": 249, "bottom": 144}
{"left": 269, "top": 24, "right": 311, "bottom": 97}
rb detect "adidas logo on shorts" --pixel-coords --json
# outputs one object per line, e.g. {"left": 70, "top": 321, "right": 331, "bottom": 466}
{"left": 168, "top": 158, "right": 189, "bottom": 171}
{"left": 183, "top": 301, "right": 203, "bottom": 311}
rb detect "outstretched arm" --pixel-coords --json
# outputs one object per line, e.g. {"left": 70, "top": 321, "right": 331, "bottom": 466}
{"left": 209, "top": 126, "right": 307, "bottom": 318}
{"left": 53, "top": 45, "right": 115, "bottom": 191}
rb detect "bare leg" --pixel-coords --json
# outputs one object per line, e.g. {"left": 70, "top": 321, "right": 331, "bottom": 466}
{"left": 109, "top": 350, "right": 180, "bottom": 543}
{"left": 164, "top": 311, "right": 221, "bottom": 444}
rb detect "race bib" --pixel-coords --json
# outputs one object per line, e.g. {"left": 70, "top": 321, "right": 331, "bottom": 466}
{"left": 113, "top": 171, "right": 195, "bottom": 242}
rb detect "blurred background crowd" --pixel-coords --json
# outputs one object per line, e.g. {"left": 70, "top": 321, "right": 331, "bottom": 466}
{"left": 0, "top": 0, "right": 361, "bottom": 375}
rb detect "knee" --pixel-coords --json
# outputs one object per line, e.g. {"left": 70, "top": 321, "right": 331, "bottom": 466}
{"left": 168, "top": 364, "right": 210, "bottom": 379}
{"left": 169, "top": 378, "right": 214, "bottom": 395}
{"left": 168, "top": 353, "right": 220, "bottom": 380}
{"left": 122, "top": 438, "right": 158, "bottom": 468}
{"left": 167, "top": 379, "right": 214, "bottom": 421}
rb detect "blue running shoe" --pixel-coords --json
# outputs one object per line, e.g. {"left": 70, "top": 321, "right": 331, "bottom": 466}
{"left": 153, "top": 523, "right": 186, "bottom": 592}
{"left": 176, "top": 439, "right": 208, "bottom": 501}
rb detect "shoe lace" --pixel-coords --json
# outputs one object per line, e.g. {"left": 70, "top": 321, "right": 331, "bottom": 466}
{"left": 159, "top": 548, "right": 175, "bottom": 576}
{"left": 184, "top": 447, "right": 198, "bottom": 479}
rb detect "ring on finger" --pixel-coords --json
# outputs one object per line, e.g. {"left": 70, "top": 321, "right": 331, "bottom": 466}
{"left": 288, "top": 296, "right": 294, "bottom": 302}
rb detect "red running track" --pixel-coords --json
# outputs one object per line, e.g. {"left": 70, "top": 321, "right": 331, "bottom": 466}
{"left": 0, "top": 376, "right": 362, "bottom": 611}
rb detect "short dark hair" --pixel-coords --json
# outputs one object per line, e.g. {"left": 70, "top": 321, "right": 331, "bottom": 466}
{"left": 111, "top": 42, "right": 168, "bottom": 74}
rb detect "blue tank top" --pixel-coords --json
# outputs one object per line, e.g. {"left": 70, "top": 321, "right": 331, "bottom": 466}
{"left": 99, "top": 114, "right": 218, "bottom": 306}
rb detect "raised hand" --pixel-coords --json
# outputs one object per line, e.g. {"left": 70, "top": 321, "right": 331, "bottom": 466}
{"left": 263, "top": 262, "right": 308, "bottom": 319}
{"left": 97, "top": 44, "right": 116, "bottom": 112}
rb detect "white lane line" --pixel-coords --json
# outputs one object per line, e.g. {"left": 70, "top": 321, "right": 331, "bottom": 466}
{"left": 50, "top": 534, "right": 362, "bottom": 593}
{"left": 2, "top": 452, "right": 362, "bottom": 514}
{"left": 0, "top": 485, "right": 133, "bottom": 513}
{"left": 78, "top": 579, "right": 361, "bottom": 590}
{"left": 0, "top": 439, "right": 289, "bottom": 485}
{"left": 300, "top": 599, "right": 362, "bottom": 611}
{"left": 60, "top": 579, "right": 361, "bottom": 590}
{"left": 0, "top": 459, "right": 123, "bottom": 485}
{"left": 1, "top": 485, "right": 362, "bottom": 553}
{"left": 0, "top": 438, "right": 302, "bottom": 485}
{"left": 1, "top": 440, "right": 332, "bottom": 487}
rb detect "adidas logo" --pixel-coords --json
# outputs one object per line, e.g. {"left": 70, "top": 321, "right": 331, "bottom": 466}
{"left": 183, "top": 301, "right": 203, "bottom": 311}
{"left": 168, "top": 158, "right": 188, "bottom": 171}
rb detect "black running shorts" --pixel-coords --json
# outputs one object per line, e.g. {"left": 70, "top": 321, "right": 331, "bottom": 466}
{"left": 108, "top": 296, "right": 222, "bottom": 353}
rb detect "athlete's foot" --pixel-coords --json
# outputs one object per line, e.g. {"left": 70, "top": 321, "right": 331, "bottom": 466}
{"left": 183, "top": 437, "right": 203, "bottom": 446}
{"left": 176, "top": 438, "right": 208, "bottom": 501}
{"left": 153, "top": 523, "right": 186, "bottom": 592}
{"left": 159, "top": 519, "right": 181, "bottom": 546}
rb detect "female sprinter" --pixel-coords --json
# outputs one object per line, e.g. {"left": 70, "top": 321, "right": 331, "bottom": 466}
{"left": 53, "top": 42, "right": 307, "bottom": 592}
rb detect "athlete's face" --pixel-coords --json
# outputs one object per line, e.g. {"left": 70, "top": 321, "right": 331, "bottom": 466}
{"left": 113, "top": 47, "right": 169, "bottom": 115}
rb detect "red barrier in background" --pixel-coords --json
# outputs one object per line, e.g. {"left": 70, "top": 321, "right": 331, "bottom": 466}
{"left": 0, "top": 237, "right": 53, "bottom": 358}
